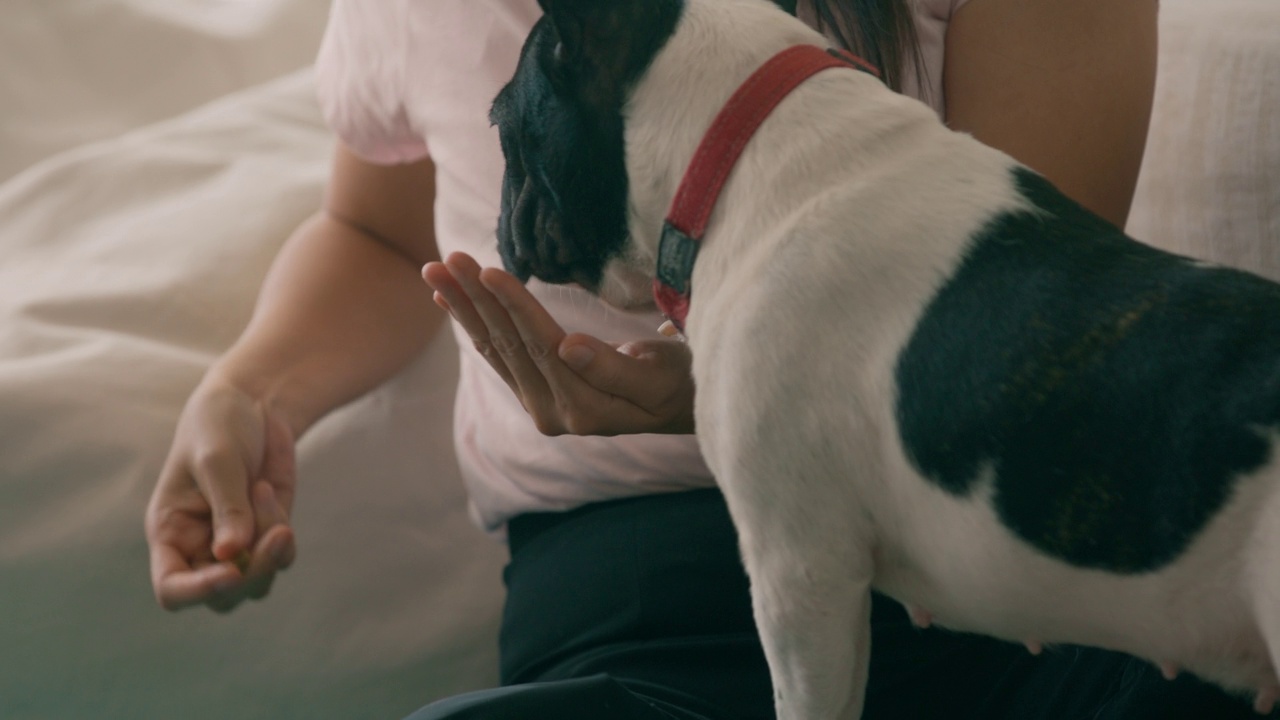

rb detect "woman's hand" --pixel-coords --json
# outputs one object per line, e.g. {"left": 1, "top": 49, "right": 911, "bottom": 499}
{"left": 145, "top": 376, "right": 297, "bottom": 612}
{"left": 423, "top": 252, "right": 695, "bottom": 436}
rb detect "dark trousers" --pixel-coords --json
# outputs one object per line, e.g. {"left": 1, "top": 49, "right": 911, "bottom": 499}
{"left": 406, "top": 489, "right": 1261, "bottom": 719}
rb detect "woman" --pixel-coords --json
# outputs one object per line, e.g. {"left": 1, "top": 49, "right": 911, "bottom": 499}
{"left": 146, "top": 1, "right": 1256, "bottom": 717}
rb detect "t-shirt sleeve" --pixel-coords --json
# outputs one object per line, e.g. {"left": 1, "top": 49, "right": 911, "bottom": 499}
{"left": 900, "top": 0, "right": 973, "bottom": 116}
{"left": 314, "top": 0, "right": 431, "bottom": 165}
{"left": 939, "top": 0, "right": 973, "bottom": 20}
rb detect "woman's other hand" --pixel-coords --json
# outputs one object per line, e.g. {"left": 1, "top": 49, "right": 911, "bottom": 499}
{"left": 424, "top": 252, "right": 696, "bottom": 436}
{"left": 145, "top": 377, "right": 297, "bottom": 612}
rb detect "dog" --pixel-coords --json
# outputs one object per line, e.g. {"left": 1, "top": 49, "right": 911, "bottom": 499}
{"left": 489, "top": 0, "right": 1280, "bottom": 716}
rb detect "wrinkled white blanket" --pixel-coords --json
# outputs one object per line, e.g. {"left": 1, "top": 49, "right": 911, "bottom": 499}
{"left": 0, "top": 1, "right": 1274, "bottom": 719}
{"left": 0, "top": 2, "right": 503, "bottom": 719}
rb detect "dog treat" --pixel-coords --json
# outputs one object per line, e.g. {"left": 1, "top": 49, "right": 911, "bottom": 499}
{"left": 658, "top": 320, "right": 679, "bottom": 337}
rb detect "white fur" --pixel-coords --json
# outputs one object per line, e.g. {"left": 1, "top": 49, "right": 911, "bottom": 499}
{"left": 603, "top": 1, "right": 1280, "bottom": 717}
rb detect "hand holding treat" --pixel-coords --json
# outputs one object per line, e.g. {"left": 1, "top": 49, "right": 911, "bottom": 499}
{"left": 146, "top": 375, "right": 297, "bottom": 613}
{"left": 423, "top": 252, "right": 697, "bottom": 436}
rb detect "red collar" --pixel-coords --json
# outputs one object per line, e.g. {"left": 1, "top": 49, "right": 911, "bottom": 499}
{"left": 653, "top": 45, "right": 880, "bottom": 333}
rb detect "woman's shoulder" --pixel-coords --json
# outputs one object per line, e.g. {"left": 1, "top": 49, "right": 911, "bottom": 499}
{"left": 314, "top": 0, "right": 427, "bottom": 164}
{"left": 314, "top": 0, "right": 541, "bottom": 164}
{"left": 903, "top": 0, "right": 974, "bottom": 115}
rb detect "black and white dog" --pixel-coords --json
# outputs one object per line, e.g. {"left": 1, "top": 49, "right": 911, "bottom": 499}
{"left": 490, "top": 0, "right": 1280, "bottom": 716}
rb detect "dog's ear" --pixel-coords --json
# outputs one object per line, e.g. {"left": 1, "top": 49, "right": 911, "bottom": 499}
{"left": 538, "top": 0, "right": 630, "bottom": 71}
{"left": 537, "top": 0, "right": 585, "bottom": 58}
{"left": 537, "top": 0, "right": 681, "bottom": 103}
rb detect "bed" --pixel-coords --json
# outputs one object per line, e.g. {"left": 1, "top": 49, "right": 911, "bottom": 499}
{"left": 0, "top": 2, "right": 503, "bottom": 718}
{"left": 0, "top": 1, "right": 1274, "bottom": 718}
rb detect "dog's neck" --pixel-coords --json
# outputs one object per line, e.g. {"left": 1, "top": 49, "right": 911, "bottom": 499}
{"left": 622, "top": 0, "right": 932, "bottom": 338}
{"left": 652, "top": 45, "right": 881, "bottom": 330}
{"left": 622, "top": 0, "right": 831, "bottom": 271}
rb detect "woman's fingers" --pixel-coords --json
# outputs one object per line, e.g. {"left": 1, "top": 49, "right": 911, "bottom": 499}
{"left": 559, "top": 335, "right": 669, "bottom": 399}
{"left": 147, "top": 457, "right": 247, "bottom": 611}
{"left": 146, "top": 380, "right": 301, "bottom": 614}
{"left": 423, "top": 258, "right": 518, "bottom": 389}
{"left": 190, "top": 450, "right": 255, "bottom": 564}
{"left": 477, "top": 269, "right": 640, "bottom": 434}
{"left": 250, "top": 481, "right": 293, "bottom": 564}
{"left": 560, "top": 335, "right": 697, "bottom": 434}
{"left": 483, "top": 273, "right": 693, "bottom": 434}
{"left": 425, "top": 254, "right": 570, "bottom": 428}
{"left": 150, "top": 540, "right": 239, "bottom": 612}
{"left": 450, "top": 256, "right": 564, "bottom": 408}
{"left": 476, "top": 266, "right": 572, "bottom": 378}
{"left": 423, "top": 252, "right": 696, "bottom": 435}
{"left": 150, "top": 455, "right": 295, "bottom": 612}
{"left": 185, "top": 483, "right": 294, "bottom": 612}
{"left": 241, "top": 482, "right": 294, "bottom": 601}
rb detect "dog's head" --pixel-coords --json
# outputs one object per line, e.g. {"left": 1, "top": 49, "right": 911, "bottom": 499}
{"left": 489, "top": 0, "right": 684, "bottom": 305}
{"left": 491, "top": 0, "right": 813, "bottom": 308}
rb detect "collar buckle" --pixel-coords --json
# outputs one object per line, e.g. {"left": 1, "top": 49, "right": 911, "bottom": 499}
{"left": 656, "top": 222, "right": 699, "bottom": 295}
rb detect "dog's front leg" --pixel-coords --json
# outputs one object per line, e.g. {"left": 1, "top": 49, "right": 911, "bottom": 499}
{"left": 744, "top": 539, "right": 874, "bottom": 720}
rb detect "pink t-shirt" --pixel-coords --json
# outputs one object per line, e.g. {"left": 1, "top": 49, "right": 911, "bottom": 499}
{"left": 315, "top": 0, "right": 970, "bottom": 532}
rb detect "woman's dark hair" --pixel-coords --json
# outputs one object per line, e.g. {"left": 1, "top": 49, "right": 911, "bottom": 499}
{"left": 796, "top": 0, "right": 925, "bottom": 94}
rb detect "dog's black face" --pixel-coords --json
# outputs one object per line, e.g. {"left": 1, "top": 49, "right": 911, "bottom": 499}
{"left": 490, "top": 0, "right": 684, "bottom": 290}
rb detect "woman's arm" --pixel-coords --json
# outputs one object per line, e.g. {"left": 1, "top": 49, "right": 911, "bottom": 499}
{"left": 943, "top": 0, "right": 1160, "bottom": 228}
{"left": 222, "top": 144, "right": 445, "bottom": 437}
{"left": 147, "top": 144, "right": 445, "bottom": 612}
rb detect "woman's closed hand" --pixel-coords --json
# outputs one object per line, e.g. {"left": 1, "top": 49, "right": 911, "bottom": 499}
{"left": 424, "top": 252, "right": 695, "bottom": 436}
{"left": 145, "top": 376, "right": 297, "bottom": 613}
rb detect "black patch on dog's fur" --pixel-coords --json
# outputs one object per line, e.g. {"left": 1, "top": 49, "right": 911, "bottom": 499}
{"left": 490, "top": 0, "right": 683, "bottom": 288}
{"left": 895, "top": 168, "right": 1280, "bottom": 572}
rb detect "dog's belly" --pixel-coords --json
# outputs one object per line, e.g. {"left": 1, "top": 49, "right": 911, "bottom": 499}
{"left": 862, "top": 168, "right": 1280, "bottom": 692}
{"left": 871, "top": 436, "right": 1280, "bottom": 693}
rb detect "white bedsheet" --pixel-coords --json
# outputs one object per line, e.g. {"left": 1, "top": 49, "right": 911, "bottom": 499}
{"left": 0, "top": 2, "right": 504, "bottom": 718}
{"left": 0, "top": 1, "right": 1275, "bottom": 719}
